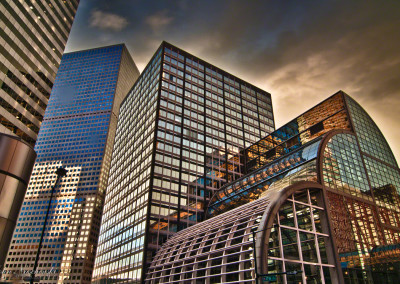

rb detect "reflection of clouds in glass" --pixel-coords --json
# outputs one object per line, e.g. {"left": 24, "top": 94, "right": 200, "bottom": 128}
{"left": 364, "top": 156, "right": 400, "bottom": 195}
{"left": 322, "top": 133, "right": 370, "bottom": 194}
{"left": 52, "top": 85, "right": 78, "bottom": 106}
{"left": 346, "top": 95, "right": 397, "bottom": 167}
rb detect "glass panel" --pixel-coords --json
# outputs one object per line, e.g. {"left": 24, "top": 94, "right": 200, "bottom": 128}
{"left": 323, "top": 266, "right": 334, "bottom": 283}
{"left": 346, "top": 95, "right": 397, "bottom": 166}
{"left": 268, "top": 225, "right": 281, "bottom": 258}
{"left": 267, "top": 259, "right": 284, "bottom": 283}
{"left": 322, "top": 133, "right": 371, "bottom": 199}
{"left": 318, "top": 237, "right": 329, "bottom": 264}
{"left": 312, "top": 208, "right": 323, "bottom": 233}
{"left": 281, "top": 228, "right": 299, "bottom": 260}
{"left": 285, "top": 262, "right": 303, "bottom": 282}
{"left": 300, "top": 231, "right": 318, "bottom": 263}
{"left": 304, "top": 263, "right": 322, "bottom": 283}
{"left": 310, "top": 190, "right": 319, "bottom": 206}
{"left": 279, "top": 201, "right": 295, "bottom": 227}
{"left": 296, "top": 203, "right": 313, "bottom": 232}
{"left": 293, "top": 190, "right": 309, "bottom": 204}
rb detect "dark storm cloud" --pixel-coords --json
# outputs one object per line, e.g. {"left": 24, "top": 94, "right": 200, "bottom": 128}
{"left": 65, "top": 0, "right": 400, "bottom": 161}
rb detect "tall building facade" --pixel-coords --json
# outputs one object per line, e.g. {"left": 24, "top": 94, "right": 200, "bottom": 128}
{"left": 92, "top": 42, "right": 274, "bottom": 283}
{"left": 2, "top": 45, "right": 139, "bottom": 283}
{"left": 0, "top": 0, "right": 79, "bottom": 146}
{"left": 146, "top": 91, "right": 400, "bottom": 283}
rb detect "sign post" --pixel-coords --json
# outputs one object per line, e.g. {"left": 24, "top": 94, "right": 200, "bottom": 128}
{"left": 262, "top": 275, "right": 277, "bottom": 281}
{"left": 261, "top": 271, "right": 302, "bottom": 282}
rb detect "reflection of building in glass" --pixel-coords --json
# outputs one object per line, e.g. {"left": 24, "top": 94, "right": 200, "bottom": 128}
{"left": 0, "top": 0, "right": 79, "bottom": 146}
{"left": 92, "top": 42, "right": 274, "bottom": 283}
{"left": 2, "top": 45, "right": 139, "bottom": 283}
{"left": 146, "top": 91, "right": 400, "bottom": 283}
{"left": 245, "top": 93, "right": 351, "bottom": 173}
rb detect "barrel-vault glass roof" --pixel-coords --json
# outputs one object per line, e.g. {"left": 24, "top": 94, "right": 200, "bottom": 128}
{"left": 147, "top": 91, "right": 400, "bottom": 283}
{"left": 147, "top": 182, "right": 341, "bottom": 283}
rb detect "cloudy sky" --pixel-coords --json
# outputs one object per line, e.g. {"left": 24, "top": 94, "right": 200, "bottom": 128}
{"left": 65, "top": 0, "right": 400, "bottom": 163}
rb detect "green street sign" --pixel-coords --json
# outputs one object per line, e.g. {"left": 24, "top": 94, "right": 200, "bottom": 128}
{"left": 263, "top": 275, "right": 277, "bottom": 281}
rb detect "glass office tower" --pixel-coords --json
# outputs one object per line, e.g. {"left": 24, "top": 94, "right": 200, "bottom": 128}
{"left": 92, "top": 42, "right": 274, "bottom": 283}
{"left": 2, "top": 45, "right": 139, "bottom": 283}
{"left": 0, "top": 0, "right": 79, "bottom": 146}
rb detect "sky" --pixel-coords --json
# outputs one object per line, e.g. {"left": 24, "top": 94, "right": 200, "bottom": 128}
{"left": 65, "top": 0, "right": 400, "bottom": 163}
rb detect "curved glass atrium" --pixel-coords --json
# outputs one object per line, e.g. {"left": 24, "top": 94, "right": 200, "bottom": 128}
{"left": 147, "top": 91, "right": 400, "bottom": 283}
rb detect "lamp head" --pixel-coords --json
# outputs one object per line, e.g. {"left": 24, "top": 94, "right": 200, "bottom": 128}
{"left": 56, "top": 167, "right": 68, "bottom": 177}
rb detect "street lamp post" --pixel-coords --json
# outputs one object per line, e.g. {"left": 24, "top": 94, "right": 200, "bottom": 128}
{"left": 29, "top": 167, "right": 67, "bottom": 284}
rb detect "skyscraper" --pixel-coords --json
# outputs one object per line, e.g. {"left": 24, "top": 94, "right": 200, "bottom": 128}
{"left": 0, "top": 0, "right": 79, "bottom": 146}
{"left": 146, "top": 91, "right": 400, "bottom": 283}
{"left": 2, "top": 44, "right": 139, "bottom": 283}
{"left": 92, "top": 42, "right": 274, "bottom": 283}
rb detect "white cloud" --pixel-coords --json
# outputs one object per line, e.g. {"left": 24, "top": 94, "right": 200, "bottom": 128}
{"left": 89, "top": 10, "right": 128, "bottom": 31}
{"left": 145, "top": 10, "right": 173, "bottom": 32}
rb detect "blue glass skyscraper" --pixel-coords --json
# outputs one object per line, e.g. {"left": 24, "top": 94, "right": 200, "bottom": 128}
{"left": 2, "top": 44, "right": 139, "bottom": 284}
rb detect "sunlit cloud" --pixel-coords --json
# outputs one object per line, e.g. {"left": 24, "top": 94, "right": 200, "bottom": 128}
{"left": 89, "top": 9, "right": 128, "bottom": 32}
{"left": 145, "top": 10, "right": 173, "bottom": 32}
{"left": 67, "top": 0, "right": 400, "bottom": 162}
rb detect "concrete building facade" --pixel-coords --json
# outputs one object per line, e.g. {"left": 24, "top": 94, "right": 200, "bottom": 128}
{"left": 0, "top": 0, "right": 79, "bottom": 145}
